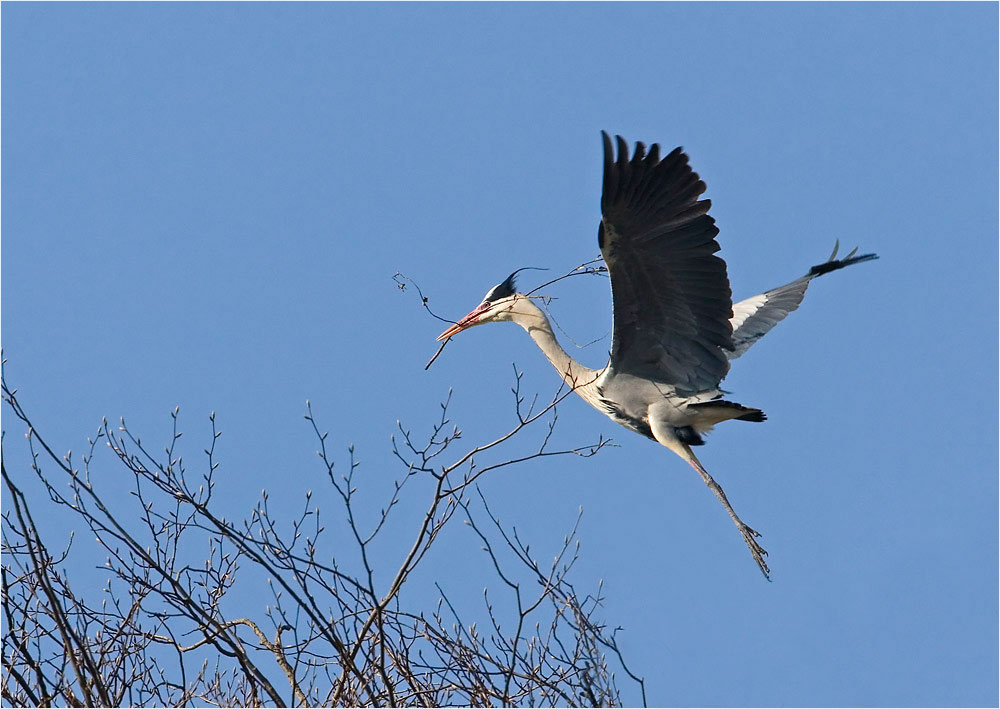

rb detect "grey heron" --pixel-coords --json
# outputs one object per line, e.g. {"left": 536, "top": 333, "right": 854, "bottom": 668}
{"left": 437, "top": 133, "right": 877, "bottom": 578}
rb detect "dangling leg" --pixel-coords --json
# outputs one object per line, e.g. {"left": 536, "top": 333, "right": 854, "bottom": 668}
{"left": 649, "top": 413, "right": 770, "bottom": 578}
{"left": 683, "top": 446, "right": 770, "bottom": 579}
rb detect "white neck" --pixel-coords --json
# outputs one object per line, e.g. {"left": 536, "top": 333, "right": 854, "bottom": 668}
{"left": 506, "top": 297, "right": 603, "bottom": 400}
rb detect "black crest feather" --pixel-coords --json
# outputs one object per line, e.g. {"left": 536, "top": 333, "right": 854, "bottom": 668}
{"left": 482, "top": 267, "right": 546, "bottom": 302}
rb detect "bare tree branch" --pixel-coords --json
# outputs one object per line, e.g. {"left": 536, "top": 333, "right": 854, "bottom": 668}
{"left": 2, "top": 350, "right": 644, "bottom": 707}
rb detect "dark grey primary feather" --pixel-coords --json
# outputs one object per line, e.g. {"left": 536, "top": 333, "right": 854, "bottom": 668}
{"left": 599, "top": 132, "right": 734, "bottom": 395}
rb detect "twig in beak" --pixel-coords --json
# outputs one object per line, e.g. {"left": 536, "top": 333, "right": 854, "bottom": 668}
{"left": 425, "top": 339, "right": 448, "bottom": 370}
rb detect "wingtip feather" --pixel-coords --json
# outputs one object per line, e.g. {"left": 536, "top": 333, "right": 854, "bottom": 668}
{"left": 808, "top": 251, "right": 879, "bottom": 277}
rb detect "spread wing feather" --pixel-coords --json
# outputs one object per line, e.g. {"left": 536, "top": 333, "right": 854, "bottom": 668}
{"left": 599, "top": 132, "right": 734, "bottom": 395}
{"left": 728, "top": 242, "right": 878, "bottom": 359}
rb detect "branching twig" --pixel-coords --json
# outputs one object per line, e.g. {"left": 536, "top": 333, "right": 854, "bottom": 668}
{"left": 2, "top": 345, "right": 642, "bottom": 707}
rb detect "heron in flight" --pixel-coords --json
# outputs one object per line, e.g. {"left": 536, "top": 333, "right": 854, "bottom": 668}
{"left": 437, "top": 132, "right": 877, "bottom": 578}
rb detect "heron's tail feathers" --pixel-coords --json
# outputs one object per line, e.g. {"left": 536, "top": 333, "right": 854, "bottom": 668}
{"left": 688, "top": 400, "right": 766, "bottom": 424}
{"left": 736, "top": 408, "right": 767, "bottom": 422}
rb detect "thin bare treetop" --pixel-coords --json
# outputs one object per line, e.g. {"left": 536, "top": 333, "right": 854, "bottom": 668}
{"left": 436, "top": 132, "right": 878, "bottom": 578}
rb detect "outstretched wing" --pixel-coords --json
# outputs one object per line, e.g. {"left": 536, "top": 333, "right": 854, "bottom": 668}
{"left": 599, "top": 132, "right": 734, "bottom": 395}
{"left": 728, "top": 242, "right": 878, "bottom": 360}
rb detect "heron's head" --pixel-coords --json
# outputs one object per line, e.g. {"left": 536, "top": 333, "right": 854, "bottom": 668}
{"left": 436, "top": 270, "right": 524, "bottom": 341}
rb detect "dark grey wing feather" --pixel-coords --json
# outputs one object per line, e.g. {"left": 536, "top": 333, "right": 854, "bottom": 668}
{"left": 728, "top": 242, "right": 878, "bottom": 359}
{"left": 599, "top": 132, "right": 734, "bottom": 395}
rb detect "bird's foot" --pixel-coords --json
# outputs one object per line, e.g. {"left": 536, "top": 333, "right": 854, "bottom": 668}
{"left": 738, "top": 523, "right": 770, "bottom": 580}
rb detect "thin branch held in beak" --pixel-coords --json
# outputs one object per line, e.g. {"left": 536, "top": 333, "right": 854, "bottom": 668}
{"left": 436, "top": 302, "right": 490, "bottom": 341}
{"left": 424, "top": 340, "right": 448, "bottom": 370}
{"left": 523, "top": 256, "right": 608, "bottom": 297}
{"left": 395, "top": 271, "right": 461, "bottom": 369}
{"left": 397, "top": 260, "right": 608, "bottom": 371}
{"left": 393, "top": 272, "right": 456, "bottom": 325}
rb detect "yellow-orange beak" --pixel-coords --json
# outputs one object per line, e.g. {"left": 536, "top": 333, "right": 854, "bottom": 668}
{"left": 436, "top": 302, "right": 490, "bottom": 341}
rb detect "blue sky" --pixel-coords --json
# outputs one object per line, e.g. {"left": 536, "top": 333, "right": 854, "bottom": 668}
{"left": 3, "top": 3, "right": 997, "bottom": 706}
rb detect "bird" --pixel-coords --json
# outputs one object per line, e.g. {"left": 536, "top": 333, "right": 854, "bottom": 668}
{"left": 436, "top": 132, "right": 877, "bottom": 578}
